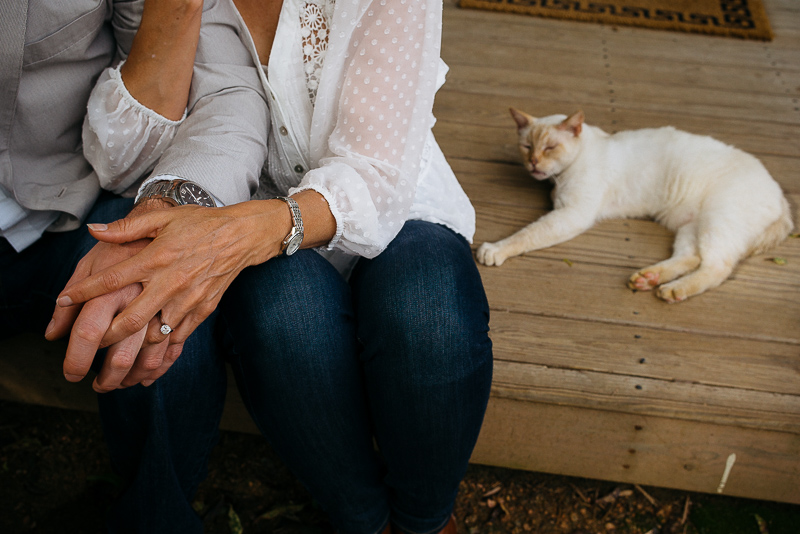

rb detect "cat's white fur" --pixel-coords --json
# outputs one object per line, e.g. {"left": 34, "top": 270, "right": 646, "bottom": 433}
{"left": 476, "top": 109, "right": 794, "bottom": 303}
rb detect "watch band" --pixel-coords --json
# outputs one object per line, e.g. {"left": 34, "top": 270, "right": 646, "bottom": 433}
{"left": 135, "top": 179, "right": 215, "bottom": 208}
{"left": 272, "top": 196, "right": 304, "bottom": 256}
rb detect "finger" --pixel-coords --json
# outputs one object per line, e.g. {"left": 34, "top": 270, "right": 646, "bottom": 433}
{"left": 167, "top": 309, "right": 209, "bottom": 346}
{"left": 141, "top": 341, "right": 185, "bottom": 386}
{"left": 98, "top": 284, "right": 174, "bottom": 348}
{"left": 120, "top": 318, "right": 169, "bottom": 387}
{"left": 47, "top": 260, "right": 92, "bottom": 340}
{"left": 139, "top": 306, "right": 209, "bottom": 386}
{"left": 47, "top": 300, "right": 85, "bottom": 341}
{"left": 93, "top": 325, "right": 148, "bottom": 393}
{"left": 57, "top": 249, "right": 152, "bottom": 308}
{"left": 63, "top": 293, "right": 122, "bottom": 382}
{"left": 87, "top": 209, "right": 172, "bottom": 244}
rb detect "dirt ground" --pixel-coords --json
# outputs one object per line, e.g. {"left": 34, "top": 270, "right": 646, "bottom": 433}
{"left": 1, "top": 400, "right": 798, "bottom": 534}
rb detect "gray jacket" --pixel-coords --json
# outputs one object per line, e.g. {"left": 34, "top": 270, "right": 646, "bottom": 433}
{"left": 0, "top": 0, "right": 268, "bottom": 233}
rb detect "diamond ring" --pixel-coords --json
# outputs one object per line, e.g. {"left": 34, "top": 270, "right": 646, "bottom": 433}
{"left": 160, "top": 323, "right": 173, "bottom": 335}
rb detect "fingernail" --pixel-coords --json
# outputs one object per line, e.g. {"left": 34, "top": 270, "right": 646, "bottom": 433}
{"left": 57, "top": 295, "right": 73, "bottom": 307}
{"left": 45, "top": 319, "right": 55, "bottom": 337}
{"left": 142, "top": 380, "right": 154, "bottom": 387}
{"left": 87, "top": 223, "right": 108, "bottom": 231}
{"left": 64, "top": 373, "right": 83, "bottom": 382}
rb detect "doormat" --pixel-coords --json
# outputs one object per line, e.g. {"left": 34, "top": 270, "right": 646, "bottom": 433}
{"left": 458, "top": 0, "right": 773, "bottom": 41}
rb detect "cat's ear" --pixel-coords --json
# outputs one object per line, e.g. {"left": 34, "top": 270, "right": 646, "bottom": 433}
{"left": 558, "top": 110, "right": 585, "bottom": 137}
{"left": 510, "top": 107, "right": 534, "bottom": 130}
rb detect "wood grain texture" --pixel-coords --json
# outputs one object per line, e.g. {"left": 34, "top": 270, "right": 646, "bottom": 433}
{"left": 439, "top": 0, "right": 800, "bottom": 504}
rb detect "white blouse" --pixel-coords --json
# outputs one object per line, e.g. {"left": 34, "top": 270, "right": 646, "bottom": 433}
{"left": 83, "top": 0, "right": 475, "bottom": 269}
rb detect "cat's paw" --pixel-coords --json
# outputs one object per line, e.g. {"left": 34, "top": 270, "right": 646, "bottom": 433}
{"left": 656, "top": 282, "right": 688, "bottom": 304}
{"left": 628, "top": 270, "right": 660, "bottom": 291}
{"left": 477, "top": 242, "right": 508, "bottom": 266}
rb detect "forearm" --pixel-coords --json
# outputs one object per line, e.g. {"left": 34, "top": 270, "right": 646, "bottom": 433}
{"left": 225, "top": 190, "right": 337, "bottom": 268}
{"left": 120, "top": 0, "right": 204, "bottom": 121}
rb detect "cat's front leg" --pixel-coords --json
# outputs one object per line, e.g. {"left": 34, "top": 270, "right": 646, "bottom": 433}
{"left": 476, "top": 238, "right": 523, "bottom": 266}
{"left": 477, "top": 208, "right": 596, "bottom": 266}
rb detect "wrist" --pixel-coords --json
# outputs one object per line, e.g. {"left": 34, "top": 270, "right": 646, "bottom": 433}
{"left": 129, "top": 198, "right": 174, "bottom": 217}
{"left": 224, "top": 200, "right": 290, "bottom": 266}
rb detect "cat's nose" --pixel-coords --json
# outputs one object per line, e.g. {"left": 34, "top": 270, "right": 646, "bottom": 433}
{"left": 530, "top": 156, "right": 539, "bottom": 166}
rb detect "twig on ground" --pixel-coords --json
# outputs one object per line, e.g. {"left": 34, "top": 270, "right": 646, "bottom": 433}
{"left": 680, "top": 496, "right": 692, "bottom": 526}
{"left": 635, "top": 484, "right": 658, "bottom": 507}
{"left": 570, "top": 483, "right": 591, "bottom": 503}
{"left": 482, "top": 484, "right": 502, "bottom": 498}
{"left": 596, "top": 488, "right": 621, "bottom": 505}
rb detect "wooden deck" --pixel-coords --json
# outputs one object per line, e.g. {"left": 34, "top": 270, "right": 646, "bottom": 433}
{"left": 1, "top": 0, "right": 798, "bottom": 508}
{"left": 440, "top": 0, "right": 800, "bottom": 505}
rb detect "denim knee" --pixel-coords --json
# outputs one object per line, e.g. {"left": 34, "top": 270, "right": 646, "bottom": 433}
{"left": 352, "top": 221, "right": 492, "bottom": 380}
{"left": 350, "top": 221, "right": 493, "bottom": 531}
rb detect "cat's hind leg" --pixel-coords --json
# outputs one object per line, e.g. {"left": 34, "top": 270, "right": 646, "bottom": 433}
{"left": 628, "top": 222, "right": 700, "bottom": 291}
{"left": 655, "top": 215, "right": 745, "bottom": 302}
{"left": 656, "top": 257, "right": 735, "bottom": 303}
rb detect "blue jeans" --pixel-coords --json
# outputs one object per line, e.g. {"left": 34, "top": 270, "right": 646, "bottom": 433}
{"left": 0, "top": 193, "right": 225, "bottom": 532}
{"left": 219, "top": 220, "right": 493, "bottom": 534}
{"left": 2, "top": 192, "right": 492, "bottom": 534}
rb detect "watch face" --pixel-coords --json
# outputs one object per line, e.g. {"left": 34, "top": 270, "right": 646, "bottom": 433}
{"left": 285, "top": 233, "right": 303, "bottom": 255}
{"left": 179, "top": 183, "right": 214, "bottom": 207}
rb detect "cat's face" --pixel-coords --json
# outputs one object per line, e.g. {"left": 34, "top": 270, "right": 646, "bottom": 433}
{"left": 510, "top": 108, "right": 584, "bottom": 180}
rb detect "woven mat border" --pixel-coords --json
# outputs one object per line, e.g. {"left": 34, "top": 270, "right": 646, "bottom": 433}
{"left": 458, "top": 0, "right": 773, "bottom": 41}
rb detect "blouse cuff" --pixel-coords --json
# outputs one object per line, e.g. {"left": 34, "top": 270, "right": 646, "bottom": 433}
{"left": 109, "top": 61, "right": 187, "bottom": 126}
{"left": 289, "top": 183, "right": 344, "bottom": 251}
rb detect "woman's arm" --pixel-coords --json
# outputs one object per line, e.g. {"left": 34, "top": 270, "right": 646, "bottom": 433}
{"left": 120, "top": 0, "right": 204, "bottom": 120}
{"left": 83, "top": 0, "right": 204, "bottom": 194}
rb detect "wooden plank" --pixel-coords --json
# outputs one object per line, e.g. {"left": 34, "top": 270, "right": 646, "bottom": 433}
{"left": 437, "top": 63, "right": 799, "bottom": 126}
{"left": 444, "top": 1, "right": 800, "bottom": 68}
{"left": 0, "top": 336, "right": 93, "bottom": 411}
{"left": 443, "top": 25, "right": 799, "bottom": 100}
{"left": 476, "top": 254, "right": 800, "bottom": 343}
{"left": 434, "top": 90, "right": 800, "bottom": 159}
{"left": 490, "top": 361, "right": 800, "bottom": 434}
{"left": 471, "top": 397, "right": 800, "bottom": 505}
{"left": 470, "top": 201, "right": 800, "bottom": 281}
{"left": 0, "top": 333, "right": 259, "bottom": 435}
{"left": 488, "top": 313, "right": 800, "bottom": 397}
{"left": 434, "top": 120, "right": 800, "bottom": 193}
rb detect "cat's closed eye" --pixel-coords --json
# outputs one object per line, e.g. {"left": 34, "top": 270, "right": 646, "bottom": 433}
{"left": 544, "top": 145, "right": 557, "bottom": 152}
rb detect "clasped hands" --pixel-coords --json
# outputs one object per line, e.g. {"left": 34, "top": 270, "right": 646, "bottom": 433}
{"left": 46, "top": 200, "right": 278, "bottom": 393}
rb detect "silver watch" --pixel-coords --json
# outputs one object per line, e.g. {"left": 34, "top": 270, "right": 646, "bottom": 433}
{"left": 135, "top": 180, "right": 215, "bottom": 208}
{"left": 272, "top": 196, "right": 304, "bottom": 256}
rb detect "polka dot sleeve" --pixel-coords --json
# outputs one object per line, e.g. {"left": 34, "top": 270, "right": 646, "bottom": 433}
{"left": 293, "top": 0, "right": 444, "bottom": 258}
{"left": 82, "top": 62, "right": 185, "bottom": 195}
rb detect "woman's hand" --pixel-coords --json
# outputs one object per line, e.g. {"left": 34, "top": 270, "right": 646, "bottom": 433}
{"left": 58, "top": 201, "right": 286, "bottom": 350}
{"left": 54, "top": 190, "right": 336, "bottom": 387}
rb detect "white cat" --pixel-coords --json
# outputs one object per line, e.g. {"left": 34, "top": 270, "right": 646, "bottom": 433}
{"left": 476, "top": 108, "right": 794, "bottom": 303}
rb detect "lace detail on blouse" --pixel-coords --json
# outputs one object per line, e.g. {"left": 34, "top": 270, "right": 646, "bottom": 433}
{"left": 300, "top": 0, "right": 335, "bottom": 103}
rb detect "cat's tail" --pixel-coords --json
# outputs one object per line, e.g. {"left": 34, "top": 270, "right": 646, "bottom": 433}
{"left": 749, "top": 196, "right": 794, "bottom": 256}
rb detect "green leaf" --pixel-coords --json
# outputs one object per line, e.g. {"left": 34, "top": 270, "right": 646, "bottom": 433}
{"left": 228, "top": 505, "right": 243, "bottom": 534}
{"left": 755, "top": 514, "right": 769, "bottom": 534}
